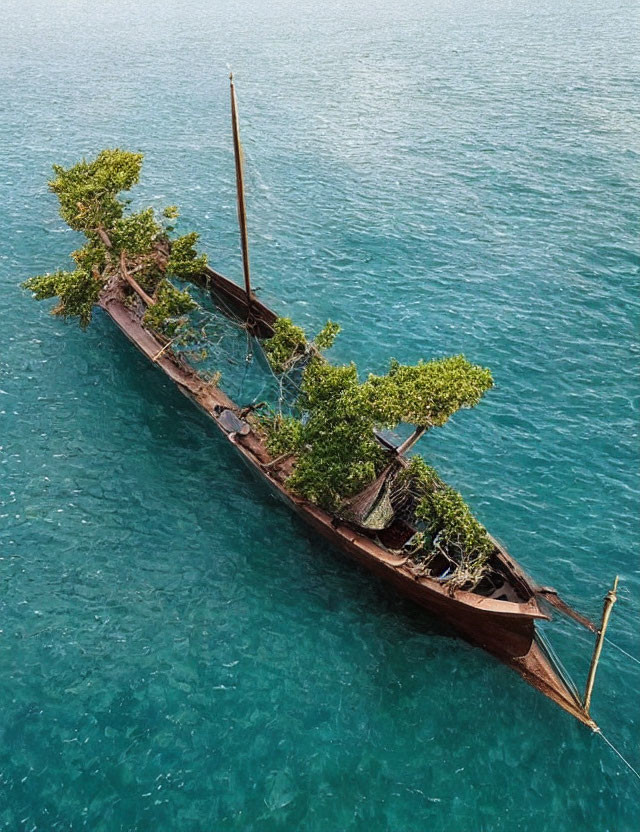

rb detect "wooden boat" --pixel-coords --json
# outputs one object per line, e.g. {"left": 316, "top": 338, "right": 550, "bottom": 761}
{"left": 94, "top": 77, "right": 617, "bottom": 729}
{"left": 99, "top": 263, "right": 603, "bottom": 728}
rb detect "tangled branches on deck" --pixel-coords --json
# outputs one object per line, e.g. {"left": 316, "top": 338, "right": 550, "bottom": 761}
{"left": 396, "top": 457, "right": 495, "bottom": 589}
{"left": 263, "top": 317, "right": 340, "bottom": 374}
{"left": 263, "top": 346, "right": 494, "bottom": 512}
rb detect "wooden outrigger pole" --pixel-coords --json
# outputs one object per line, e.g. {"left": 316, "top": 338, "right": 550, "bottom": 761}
{"left": 229, "top": 73, "right": 253, "bottom": 308}
{"left": 583, "top": 575, "right": 619, "bottom": 717}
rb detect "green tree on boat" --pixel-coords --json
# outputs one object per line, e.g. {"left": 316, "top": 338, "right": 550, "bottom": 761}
{"left": 24, "top": 149, "right": 205, "bottom": 331}
{"left": 24, "top": 149, "right": 496, "bottom": 590}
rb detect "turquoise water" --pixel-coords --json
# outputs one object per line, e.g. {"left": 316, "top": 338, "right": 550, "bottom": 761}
{"left": 1, "top": 0, "right": 638, "bottom": 828}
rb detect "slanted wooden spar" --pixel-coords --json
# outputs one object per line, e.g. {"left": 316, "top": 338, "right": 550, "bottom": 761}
{"left": 583, "top": 575, "right": 619, "bottom": 716}
{"left": 229, "top": 73, "right": 253, "bottom": 306}
{"left": 395, "top": 425, "right": 427, "bottom": 457}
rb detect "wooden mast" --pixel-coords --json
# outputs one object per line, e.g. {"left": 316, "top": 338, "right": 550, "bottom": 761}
{"left": 229, "top": 73, "right": 253, "bottom": 307}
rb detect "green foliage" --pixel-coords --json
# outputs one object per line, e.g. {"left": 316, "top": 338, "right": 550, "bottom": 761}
{"left": 400, "top": 456, "right": 494, "bottom": 585}
{"left": 142, "top": 280, "right": 197, "bottom": 336}
{"left": 362, "top": 355, "right": 494, "bottom": 428}
{"left": 25, "top": 149, "right": 209, "bottom": 330}
{"left": 285, "top": 360, "right": 387, "bottom": 510}
{"left": 263, "top": 318, "right": 341, "bottom": 374}
{"left": 162, "top": 205, "right": 179, "bottom": 219}
{"left": 49, "top": 149, "right": 143, "bottom": 234}
{"left": 71, "top": 241, "right": 107, "bottom": 274}
{"left": 263, "top": 347, "right": 493, "bottom": 512}
{"left": 110, "top": 208, "right": 163, "bottom": 255}
{"left": 314, "top": 320, "right": 340, "bottom": 350}
{"left": 22, "top": 268, "right": 102, "bottom": 329}
{"left": 166, "top": 232, "right": 208, "bottom": 279}
{"left": 264, "top": 413, "right": 304, "bottom": 456}
{"left": 263, "top": 318, "right": 308, "bottom": 373}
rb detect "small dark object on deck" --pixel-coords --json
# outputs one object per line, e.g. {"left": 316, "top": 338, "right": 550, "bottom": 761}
{"left": 217, "top": 408, "right": 251, "bottom": 436}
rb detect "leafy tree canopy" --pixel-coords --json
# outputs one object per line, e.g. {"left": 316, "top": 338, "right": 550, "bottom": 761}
{"left": 22, "top": 268, "right": 102, "bottom": 329}
{"left": 263, "top": 322, "right": 494, "bottom": 586}
{"left": 49, "top": 149, "right": 143, "bottom": 234}
{"left": 265, "top": 346, "right": 493, "bottom": 512}
{"left": 363, "top": 355, "right": 493, "bottom": 428}
{"left": 398, "top": 457, "right": 495, "bottom": 587}
{"left": 23, "top": 149, "right": 207, "bottom": 330}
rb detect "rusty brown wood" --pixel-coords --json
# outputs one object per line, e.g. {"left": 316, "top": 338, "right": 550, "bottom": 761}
{"left": 536, "top": 588, "right": 597, "bottom": 632}
{"left": 396, "top": 425, "right": 427, "bottom": 456}
{"left": 200, "top": 265, "right": 275, "bottom": 337}
{"left": 96, "top": 225, "right": 113, "bottom": 249}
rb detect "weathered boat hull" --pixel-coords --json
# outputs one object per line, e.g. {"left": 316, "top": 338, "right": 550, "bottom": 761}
{"left": 240, "top": 453, "right": 596, "bottom": 727}
{"left": 98, "top": 281, "right": 596, "bottom": 729}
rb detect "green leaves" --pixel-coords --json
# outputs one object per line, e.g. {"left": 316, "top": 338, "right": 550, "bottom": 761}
{"left": 142, "top": 280, "right": 197, "bottom": 337}
{"left": 49, "top": 149, "right": 143, "bottom": 234}
{"left": 263, "top": 318, "right": 341, "bottom": 374}
{"left": 166, "top": 232, "right": 208, "bottom": 279}
{"left": 314, "top": 320, "right": 340, "bottom": 350}
{"left": 71, "top": 241, "right": 107, "bottom": 273}
{"left": 22, "top": 268, "right": 103, "bottom": 329}
{"left": 281, "top": 359, "right": 386, "bottom": 510}
{"left": 25, "top": 149, "right": 209, "bottom": 333}
{"left": 401, "top": 457, "right": 494, "bottom": 586}
{"left": 363, "top": 355, "right": 494, "bottom": 428}
{"left": 262, "top": 326, "right": 495, "bottom": 584}
{"left": 263, "top": 318, "right": 309, "bottom": 373}
{"left": 264, "top": 413, "right": 304, "bottom": 456}
{"left": 264, "top": 347, "right": 493, "bottom": 514}
{"left": 110, "top": 208, "right": 163, "bottom": 256}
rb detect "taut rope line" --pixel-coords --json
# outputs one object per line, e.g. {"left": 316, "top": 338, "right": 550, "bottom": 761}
{"left": 605, "top": 636, "right": 640, "bottom": 667}
{"left": 594, "top": 728, "right": 640, "bottom": 784}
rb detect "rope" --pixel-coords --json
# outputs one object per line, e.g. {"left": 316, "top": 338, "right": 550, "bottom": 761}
{"left": 594, "top": 728, "right": 640, "bottom": 783}
{"left": 209, "top": 287, "right": 251, "bottom": 332}
{"left": 535, "top": 629, "right": 582, "bottom": 703}
{"left": 170, "top": 286, "right": 293, "bottom": 412}
{"left": 253, "top": 336, "right": 303, "bottom": 413}
{"left": 605, "top": 637, "right": 640, "bottom": 667}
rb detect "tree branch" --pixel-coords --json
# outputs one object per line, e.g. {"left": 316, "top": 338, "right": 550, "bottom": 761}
{"left": 119, "top": 250, "right": 155, "bottom": 306}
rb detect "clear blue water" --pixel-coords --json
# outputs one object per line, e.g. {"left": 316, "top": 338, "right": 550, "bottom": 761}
{"left": 1, "top": 1, "right": 638, "bottom": 829}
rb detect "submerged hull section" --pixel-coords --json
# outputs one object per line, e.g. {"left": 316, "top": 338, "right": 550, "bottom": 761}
{"left": 98, "top": 278, "right": 596, "bottom": 729}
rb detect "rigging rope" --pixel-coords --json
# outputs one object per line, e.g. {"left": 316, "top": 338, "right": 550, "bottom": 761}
{"left": 535, "top": 628, "right": 582, "bottom": 703}
{"left": 252, "top": 335, "right": 302, "bottom": 412}
{"left": 171, "top": 283, "right": 302, "bottom": 412}
{"left": 594, "top": 728, "right": 640, "bottom": 783}
{"left": 605, "top": 637, "right": 640, "bottom": 667}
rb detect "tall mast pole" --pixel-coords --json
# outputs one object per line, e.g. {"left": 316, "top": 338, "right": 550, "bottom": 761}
{"left": 229, "top": 73, "right": 253, "bottom": 306}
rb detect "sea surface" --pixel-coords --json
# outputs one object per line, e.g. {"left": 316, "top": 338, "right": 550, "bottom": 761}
{"left": 0, "top": 1, "right": 638, "bottom": 829}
